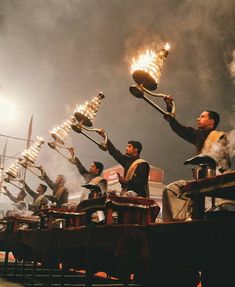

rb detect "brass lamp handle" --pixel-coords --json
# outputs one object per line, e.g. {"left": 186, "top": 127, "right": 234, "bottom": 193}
{"left": 129, "top": 84, "right": 176, "bottom": 117}
{"left": 48, "top": 141, "right": 76, "bottom": 160}
{"left": 71, "top": 124, "right": 108, "bottom": 151}
{"left": 141, "top": 87, "right": 176, "bottom": 116}
{"left": 4, "top": 176, "right": 23, "bottom": 190}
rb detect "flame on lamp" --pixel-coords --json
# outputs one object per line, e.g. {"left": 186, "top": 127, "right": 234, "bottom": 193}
{"left": 50, "top": 116, "right": 76, "bottom": 145}
{"left": 5, "top": 160, "right": 22, "bottom": 178}
{"left": 130, "top": 43, "right": 171, "bottom": 91}
{"left": 21, "top": 136, "right": 45, "bottom": 165}
{"left": 74, "top": 92, "right": 105, "bottom": 127}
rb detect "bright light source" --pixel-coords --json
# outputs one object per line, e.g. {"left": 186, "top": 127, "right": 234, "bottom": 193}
{"left": 0, "top": 97, "right": 17, "bottom": 122}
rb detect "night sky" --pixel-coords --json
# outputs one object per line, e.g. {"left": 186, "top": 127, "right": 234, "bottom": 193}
{"left": 0, "top": 0, "right": 234, "bottom": 199}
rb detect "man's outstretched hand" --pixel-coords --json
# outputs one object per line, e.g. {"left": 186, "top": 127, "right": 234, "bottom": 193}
{"left": 97, "top": 128, "right": 106, "bottom": 139}
{"left": 164, "top": 112, "right": 175, "bottom": 122}
{"left": 68, "top": 147, "right": 76, "bottom": 164}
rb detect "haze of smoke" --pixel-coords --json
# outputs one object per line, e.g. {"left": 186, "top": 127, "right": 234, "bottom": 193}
{"left": 0, "top": 0, "right": 234, "bottom": 185}
{"left": 201, "top": 130, "right": 235, "bottom": 172}
{"left": 229, "top": 50, "right": 235, "bottom": 84}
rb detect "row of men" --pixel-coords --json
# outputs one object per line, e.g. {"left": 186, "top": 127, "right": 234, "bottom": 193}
{"left": 3, "top": 108, "right": 231, "bottom": 221}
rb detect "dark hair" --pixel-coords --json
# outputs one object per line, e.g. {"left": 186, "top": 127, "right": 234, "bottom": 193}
{"left": 58, "top": 174, "right": 66, "bottom": 184}
{"left": 206, "top": 110, "right": 220, "bottom": 129}
{"left": 39, "top": 184, "right": 47, "bottom": 193}
{"left": 94, "top": 161, "right": 104, "bottom": 175}
{"left": 128, "top": 140, "right": 142, "bottom": 155}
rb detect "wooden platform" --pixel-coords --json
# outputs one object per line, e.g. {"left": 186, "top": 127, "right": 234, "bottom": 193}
{"left": 183, "top": 171, "right": 235, "bottom": 219}
{"left": 1, "top": 215, "right": 235, "bottom": 287}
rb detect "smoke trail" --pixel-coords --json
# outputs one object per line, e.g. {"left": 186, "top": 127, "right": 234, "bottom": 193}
{"left": 229, "top": 50, "right": 235, "bottom": 85}
{"left": 200, "top": 132, "right": 235, "bottom": 172}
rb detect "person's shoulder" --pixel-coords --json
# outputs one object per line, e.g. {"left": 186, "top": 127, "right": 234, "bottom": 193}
{"left": 138, "top": 159, "right": 150, "bottom": 166}
{"left": 211, "top": 130, "right": 227, "bottom": 138}
{"left": 217, "top": 131, "right": 229, "bottom": 142}
{"left": 215, "top": 130, "right": 227, "bottom": 135}
{"left": 138, "top": 158, "right": 148, "bottom": 162}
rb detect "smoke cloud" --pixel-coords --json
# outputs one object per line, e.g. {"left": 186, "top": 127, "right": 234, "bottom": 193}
{"left": 0, "top": 0, "right": 234, "bottom": 201}
{"left": 229, "top": 50, "right": 235, "bottom": 84}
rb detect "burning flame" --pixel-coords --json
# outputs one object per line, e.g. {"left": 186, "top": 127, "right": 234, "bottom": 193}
{"left": 131, "top": 43, "right": 170, "bottom": 85}
{"left": 5, "top": 160, "right": 22, "bottom": 178}
{"left": 75, "top": 101, "right": 95, "bottom": 121}
{"left": 131, "top": 49, "right": 157, "bottom": 74}
{"left": 21, "top": 136, "right": 45, "bottom": 164}
{"left": 74, "top": 93, "right": 104, "bottom": 125}
{"left": 164, "top": 42, "right": 171, "bottom": 51}
{"left": 50, "top": 116, "right": 76, "bottom": 144}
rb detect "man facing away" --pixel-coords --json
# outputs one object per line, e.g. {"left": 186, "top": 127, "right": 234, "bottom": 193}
{"left": 39, "top": 168, "right": 69, "bottom": 208}
{"left": 162, "top": 107, "right": 231, "bottom": 222}
{"left": 99, "top": 130, "right": 150, "bottom": 198}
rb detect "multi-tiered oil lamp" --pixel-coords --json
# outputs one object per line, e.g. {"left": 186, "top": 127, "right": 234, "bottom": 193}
{"left": 71, "top": 92, "right": 108, "bottom": 151}
{"left": 48, "top": 116, "right": 77, "bottom": 160}
{"left": 4, "top": 160, "right": 23, "bottom": 189}
{"left": 129, "top": 43, "right": 175, "bottom": 116}
{"left": 19, "top": 136, "right": 45, "bottom": 179}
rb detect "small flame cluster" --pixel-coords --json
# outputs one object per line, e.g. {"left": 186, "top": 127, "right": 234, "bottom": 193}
{"left": 74, "top": 92, "right": 104, "bottom": 125}
{"left": 5, "top": 160, "right": 22, "bottom": 178}
{"left": 50, "top": 116, "right": 76, "bottom": 145}
{"left": 131, "top": 43, "right": 170, "bottom": 85}
{"left": 49, "top": 92, "right": 105, "bottom": 146}
{"left": 21, "top": 137, "right": 45, "bottom": 164}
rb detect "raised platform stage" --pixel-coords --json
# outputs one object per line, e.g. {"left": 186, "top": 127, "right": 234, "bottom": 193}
{"left": 1, "top": 215, "right": 235, "bottom": 287}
